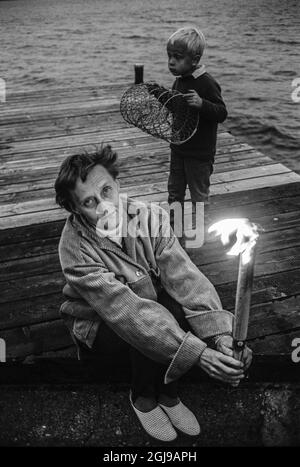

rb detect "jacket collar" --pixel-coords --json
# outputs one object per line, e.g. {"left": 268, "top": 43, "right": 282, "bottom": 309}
{"left": 191, "top": 64, "right": 206, "bottom": 78}
{"left": 177, "top": 64, "right": 206, "bottom": 81}
{"left": 70, "top": 196, "right": 146, "bottom": 266}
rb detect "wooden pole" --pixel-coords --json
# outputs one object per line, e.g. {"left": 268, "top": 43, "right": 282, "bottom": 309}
{"left": 134, "top": 64, "right": 144, "bottom": 84}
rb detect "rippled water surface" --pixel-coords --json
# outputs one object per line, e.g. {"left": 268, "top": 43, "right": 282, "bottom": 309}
{"left": 1, "top": 0, "right": 300, "bottom": 171}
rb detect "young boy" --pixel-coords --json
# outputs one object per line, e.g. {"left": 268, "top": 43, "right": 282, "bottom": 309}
{"left": 167, "top": 27, "right": 227, "bottom": 243}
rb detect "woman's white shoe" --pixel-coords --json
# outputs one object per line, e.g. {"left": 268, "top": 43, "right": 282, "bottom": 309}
{"left": 130, "top": 393, "right": 177, "bottom": 442}
{"left": 159, "top": 400, "right": 201, "bottom": 436}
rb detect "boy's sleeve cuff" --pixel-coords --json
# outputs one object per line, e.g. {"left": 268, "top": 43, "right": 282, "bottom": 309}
{"left": 164, "top": 332, "right": 207, "bottom": 384}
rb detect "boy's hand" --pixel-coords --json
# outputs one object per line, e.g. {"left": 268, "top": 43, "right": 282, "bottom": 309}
{"left": 185, "top": 90, "right": 203, "bottom": 109}
{"left": 216, "top": 335, "right": 253, "bottom": 371}
{"left": 198, "top": 347, "right": 245, "bottom": 385}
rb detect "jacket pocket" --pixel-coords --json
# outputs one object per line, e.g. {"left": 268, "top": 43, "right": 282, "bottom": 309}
{"left": 72, "top": 318, "right": 95, "bottom": 341}
{"left": 127, "top": 274, "right": 157, "bottom": 301}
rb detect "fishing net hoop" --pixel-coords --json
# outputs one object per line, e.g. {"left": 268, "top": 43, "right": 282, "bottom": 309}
{"left": 120, "top": 83, "right": 199, "bottom": 145}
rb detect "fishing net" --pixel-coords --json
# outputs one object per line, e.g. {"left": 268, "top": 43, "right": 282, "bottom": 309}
{"left": 120, "top": 82, "right": 199, "bottom": 144}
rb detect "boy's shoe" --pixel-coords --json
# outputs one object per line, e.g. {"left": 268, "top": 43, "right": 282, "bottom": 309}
{"left": 159, "top": 400, "right": 201, "bottom": 436}
{"left": 129, "top": 392, "right": 177, "bottom": 442}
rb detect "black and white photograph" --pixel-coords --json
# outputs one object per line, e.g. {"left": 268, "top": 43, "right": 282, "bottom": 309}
{"left": 0, "top": 0, "right": 299, "bottom": 454}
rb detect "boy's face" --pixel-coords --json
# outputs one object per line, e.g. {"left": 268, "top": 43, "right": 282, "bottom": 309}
{"left": 72, "top": 164, "right": 121, "bottom": 230}
{"left": 167, "top": 43, "right": 198, "bottom": 77}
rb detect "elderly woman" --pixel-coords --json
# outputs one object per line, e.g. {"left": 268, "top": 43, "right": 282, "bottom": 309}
{"left": 55, "top": 144, "right": 252, "bottom": 443}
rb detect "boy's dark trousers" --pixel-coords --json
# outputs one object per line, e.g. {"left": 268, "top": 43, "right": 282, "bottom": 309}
{"left": 168, "top": 151, "right": 213, "bottom": 236}
{"left": 76, "top": 289, "right": 192, "bottom": 404}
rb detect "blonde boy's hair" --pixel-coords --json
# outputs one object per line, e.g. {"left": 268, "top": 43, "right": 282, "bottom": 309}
{"left": 167, "top": 27, "right": 206, "bottom": 59}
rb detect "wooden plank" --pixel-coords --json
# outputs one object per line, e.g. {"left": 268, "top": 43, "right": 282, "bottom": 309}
{"left": 0, "top": 127, "right": 154, "bottom": 156}
{"left": 212, "top": 163, "right": 292, "bottom": 182}
{"left": 208, "top": 200, "right": 300, "bottom": 230}
{"left": 0, "top": 99, "right": 121, "bottom": 124}
{"left": 0, "top": 236, "right": 60, "bottom": 262}
{"left": 0, "top": 150, "right": 278, "bottom": 192}
{"left": 0, "top": 271, "right": 65, "bottom": 304}
{"left": 0, "top": 132, "right": 234, "bottom": 163}
{"left": 0, "top": 209, "right": 67, "bottom": 230}
{"left": 3, "top": 221, "right": 300, "bottom": 281}
{"left": 0, "top": 104, "right": 121, "bottom": 126}
{"left": 0, "top": 142, "right": 169, "bottom": 172}
{"left": 4, "top": 83, "right": 127, "bottom": 100}
{"left": 0, "top": 156, "right": 277, "bottom": 202}
{"left": 0, "top": 137, "right": 168, "bottom": 167}
{"left": 0, "top": 108, "right": 227, "bottom": 139}
{"left": 198, "top": 246, "right": 300, "bottom": 287}
{"left": 209, "top": 181, "right": 300, "bottom": 212}
{"left": 0, "top": 92, "right": 148, "bottom": 138}
{"left": 1, "top": 175, "right": 299, "bottom": 230}
{"left": 0, "top": 219, "right": 64, "bottom": 246}
{"left": 0, "top": 156, "right": 279, "bottom": 205}
{"left": 0, "top": 141, "right": 255, "bottom": 177}
{"left": 208, "top": 210, "right": 300, "bottom": 238}
{"left": 190, "top": 225, "right": 300, "bottom": 266}
{"left": 0, "top": 130, "right": 234, "bottom": 159}
{"left": 0, "top": 184, "right": 299, "bottom": 242}
{"left": 124, "top": 171, "right": 300, "bottom": 200}
{"left": 248, "top": 329, "right": 300, "bottom": 354}
{"left": 0, "top": 164, "right": 295, "bottom": 217}
{"left": 0, "top": 104, "right": 231, "bottom": 142}
{"left": 0, "top": 115, "right": 127, "bottom": 142}
{"left": 0, "top": 293, "right": 63, "bottom": 330}
{"left": 217, "top": 268, "right": 300, "bottom": 310}
{"left": 2, "top": 199, "right": 298, "bottom": 255}
{"left": 247, "top": 296, "right": 300, "bottom": 340}
{"left": 1, "top": 210, "right": 299, "bottom": 277}
{"left": 1, "top": 226, "right": 298, "bottom": 283}
{"left": 2, "top": 208, "right": 299, "bottom": 263}
{"left": 0, "top": 140, "right": 253, "bottom": 168}
{"left": 115, "top": 174, "right": 300, "bottom": 204}
{"left": 1, "top": 90, "right": 125, "bottom": 112}
{"left": 1, "top": 89, "right": 177, "bottom": 140}
{"left": 0, "top": 253, "right": 61, "bottom": 282}
{"left": 0, "top": 319, "right": 73, "bottom": 359}
{"left": 2, "top": 266, "right": 300, "bottom": 332}
{"left": 1, "top": 243, "right": 299, "bottom": 305}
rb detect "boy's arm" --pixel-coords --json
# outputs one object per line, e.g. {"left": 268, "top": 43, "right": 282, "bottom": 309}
{"left": 186, "top": 78, "right": 227, "bottom": 123}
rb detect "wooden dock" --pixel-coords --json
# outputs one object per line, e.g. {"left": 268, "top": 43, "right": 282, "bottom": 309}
{"left": 1, "top": 83, "right": 300, "bottom": 364}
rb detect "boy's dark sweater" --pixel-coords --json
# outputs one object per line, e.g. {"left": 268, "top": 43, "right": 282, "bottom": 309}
{"left": 171, "top": 72, "right": 227, "bottom": 161}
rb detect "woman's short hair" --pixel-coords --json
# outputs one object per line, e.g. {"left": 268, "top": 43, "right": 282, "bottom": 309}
{"left": 167, "top": 27, "right": 206, "bottom": 59}
{"left": 54, "top": 144, "right": 119, "bottom": 213}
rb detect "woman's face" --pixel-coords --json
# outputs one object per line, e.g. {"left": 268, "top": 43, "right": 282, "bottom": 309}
{"left": 72, "top": 164, "right": 121, "bottom": 230}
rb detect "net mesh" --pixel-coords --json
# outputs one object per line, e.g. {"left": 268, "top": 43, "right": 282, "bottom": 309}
{"left": 120, "top": 83, "right": 199, "bottom": 144}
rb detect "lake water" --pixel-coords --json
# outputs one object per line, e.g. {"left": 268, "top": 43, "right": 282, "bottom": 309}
{"left": 1, "top": 0, "right": 299, "bottom": 172}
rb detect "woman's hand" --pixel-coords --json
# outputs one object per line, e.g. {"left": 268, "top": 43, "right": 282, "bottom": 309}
{"left": 198, "top": 347, "right": 245, "bottom": 385}
{"left": 216, "top": 335, "right": 253, "bottom": 371}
